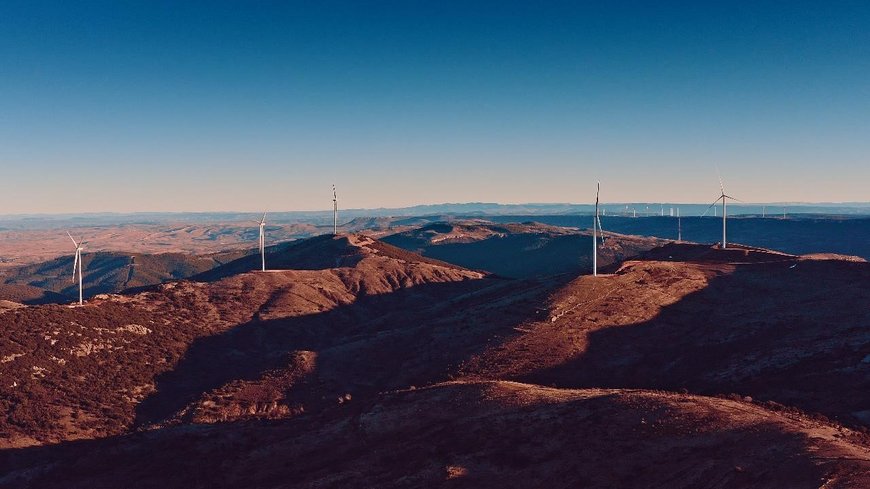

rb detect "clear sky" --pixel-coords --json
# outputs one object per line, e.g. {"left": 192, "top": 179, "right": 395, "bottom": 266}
{"left": 1, "top": 1, "right": 868, "bottom": 213}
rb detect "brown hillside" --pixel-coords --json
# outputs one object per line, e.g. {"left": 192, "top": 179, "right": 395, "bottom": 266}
{"left": 1, "top": 381, "right": 868, "bottom": 488}
{"left": 0, "top": 235, "right": 489, "bottom": 446}
{"left": 460, "top": 243, "right": 870, "bottom": 428}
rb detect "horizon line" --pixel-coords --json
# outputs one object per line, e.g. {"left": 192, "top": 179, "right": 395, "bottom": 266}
{"left": 2, "top": 201, "right": 870, "bottom": 219}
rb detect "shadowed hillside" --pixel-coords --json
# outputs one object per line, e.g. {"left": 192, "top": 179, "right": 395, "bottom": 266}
{"left": 0, "top": 284, "right": 68, "bottom": 305}
{"left": 383, "top": 221, "right": 664, "bottom": 278}
{"left": 0, "top": 234, "right": 492, "bottom": 446}
{"left": 0, "top": 249, "right": 252, "bottom": 302}
{"left": 461, "top": 243, "right": 870, "bottom": 428}
{"left": 194, "top": 234, "right": 468, "bottom": 281}
{"left": 2, "top": 381, "right": 868, "bottom": 489}
{"left": 482, "top": 215, "right": 870, "bottom": 259}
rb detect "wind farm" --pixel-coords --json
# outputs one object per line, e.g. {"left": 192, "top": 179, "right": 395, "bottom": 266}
{"left": 1, "top": 2, "right": 870, "bottom": 488}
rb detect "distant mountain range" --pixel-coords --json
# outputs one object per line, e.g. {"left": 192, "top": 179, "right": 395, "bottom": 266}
{"left": 2, "top": 202, "right": 869, "bottom": 229}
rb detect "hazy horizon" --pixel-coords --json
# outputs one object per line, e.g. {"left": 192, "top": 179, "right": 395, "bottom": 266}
{"left": 2, "top": 200, "right": 869, "bottom": 221}
{"left": 2, "top": 2, "right": 869, "bottom": 213}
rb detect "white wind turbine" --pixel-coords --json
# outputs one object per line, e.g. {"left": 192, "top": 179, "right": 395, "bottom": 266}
{"left": 254, "top": 212, "right": 266, "bottom": 271}
{"left": 332, "top": 184, "right": 338, "bottom": 235}
{"left": 67, "top": 232, "right": 85, "bottom": 305}
{"left": 592, "top": 181, "right": 605, "bottom": 276}
{"left": 677, "top": 207, "right": 682, "bottom": 242}
{"left": 703, "top": 171, "right": 742, "bottom": 249}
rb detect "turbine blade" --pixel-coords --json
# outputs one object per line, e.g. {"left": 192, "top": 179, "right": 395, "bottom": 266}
{"left": 72, "top": 252, "right": 78, "bottom": 279}
{"left": 596, "top": 215, "right": 605, "bottom": 244}
{"left": 723, "top": 195, "right": 743, "bottom": 202}
{"left": 261, "top": 212, "right": 266, "bottom": 224}
{"left": 701, "top": 196, "right": 723, "bottom": 216}
{"left": 66, "top": 231, "right": 78, "bottom": 247}
{"left": 716, "top": 166, "right": 725, "bottom": 194}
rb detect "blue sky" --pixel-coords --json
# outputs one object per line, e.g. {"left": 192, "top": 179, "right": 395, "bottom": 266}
{"left": 1, "top": 1, "right": 868, "bottom": 213}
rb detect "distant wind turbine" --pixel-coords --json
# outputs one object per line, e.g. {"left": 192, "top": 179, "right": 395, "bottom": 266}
{"left": 332, "top": 184, "right": 338, "bottom": 235}
{"left": 677, "top": 211, "right": 682, "bottom": 242}
{"left": 67, "top": 232, "right": 84, "bottom": 305}
{"left": 592, "top": 181, "right": 605, "bottom": 277}
{"left": 703, "top": 171, "right": 742, "bottom": 249}
{"left": 254, "top": 212, "right": 266, "bottom": 271}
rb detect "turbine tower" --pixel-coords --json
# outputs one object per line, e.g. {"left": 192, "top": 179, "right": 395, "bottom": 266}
{"left": 592, "top": 181, "right": 605, "bottom": 277}
{"left": 677, "top": 207, "right": 682, "bottom": 242}
{"left": 704, "top": 171, "right": 741, "bottom": 249}
{"left": 254, "top": 212, "right": 266, "bottom": 272}
{"left": 332, "top": 184, "right": 338, "bottom": 235}
{"left": 67, "top": 232, "right": 84, "bottom": 305}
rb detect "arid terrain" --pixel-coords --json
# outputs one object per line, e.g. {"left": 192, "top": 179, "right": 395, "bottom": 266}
{"left": 0, "top": 222, "right": 868, "bottom": 487}
{"left": 0, "top": 222, "right": 315, "bottom": 270}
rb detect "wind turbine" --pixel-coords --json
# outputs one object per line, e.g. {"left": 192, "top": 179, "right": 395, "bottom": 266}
{"left": 677, "top": 213, "right": 682, "bottom": 242}
{"left": 332, "top": 184, "right": 338, "bottom": 235}
{"left": 703, "top": 171, "right": 742, "bottom": 249}
{"left": 67, "top": 232, "right": 84, "bottom": 305}
{"left": 592, "top": 181, "right": 605, "bottom": 277}
{"left": 254, "top": 212, "right": 266, "bottom": 272}
{"left": 676, "top": 207, "right": 682, "bottom": 242}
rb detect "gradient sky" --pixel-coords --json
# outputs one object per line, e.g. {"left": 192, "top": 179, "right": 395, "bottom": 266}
{"left": 1, "top": 1, "right": 868, "bottom": 213}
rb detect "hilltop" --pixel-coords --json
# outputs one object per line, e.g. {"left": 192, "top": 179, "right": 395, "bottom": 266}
{"left": 194, "top": 234, "right": 468, "bottom": 281}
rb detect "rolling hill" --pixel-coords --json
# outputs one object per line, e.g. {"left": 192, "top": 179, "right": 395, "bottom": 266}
{"left": 0, "top": 234, "right": 490, "bottom": 446}
{"left": 382, "top": 221, "right": 665, "bottom": 278}
{"left": 0, "top": 233, "right": 868, "bottom": 487}
{"left": 460, "top": 243, "right": 870, "bottom": 428}
{"left": 0, "top": 249, "right": 252, "bottom": 302}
